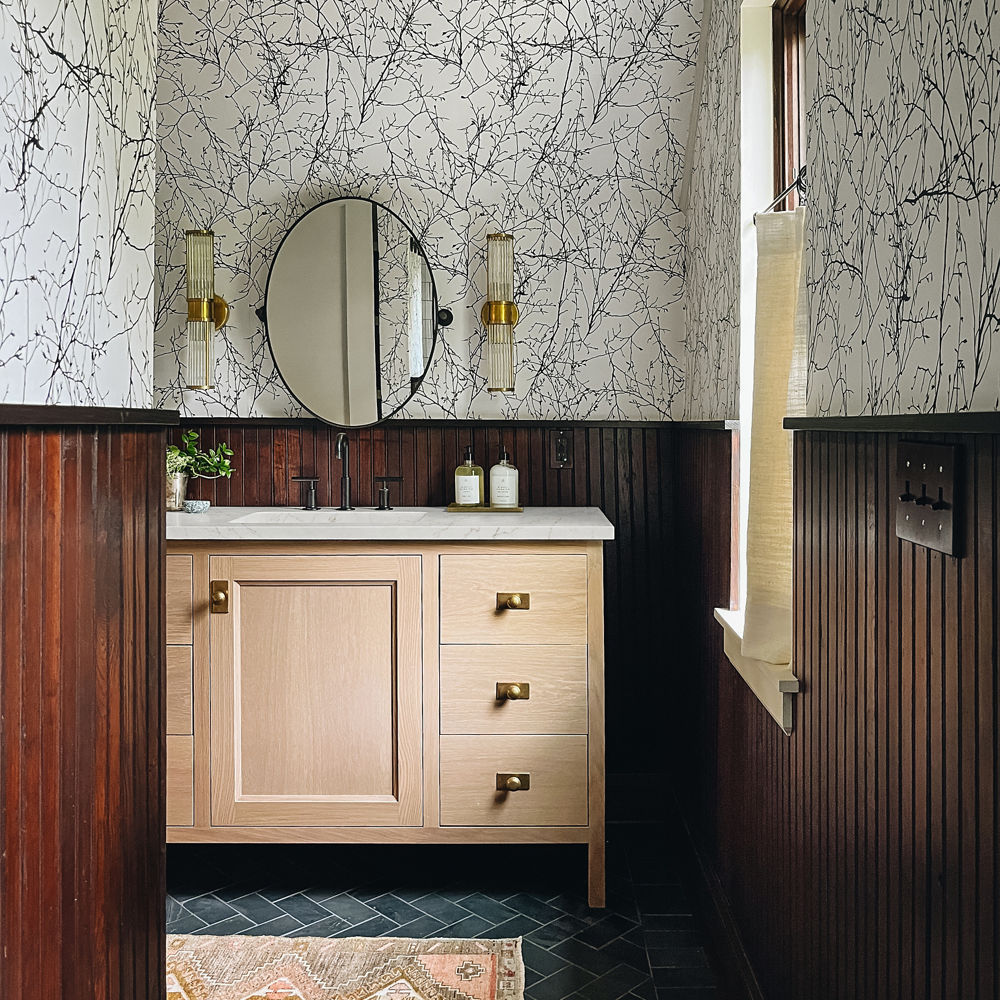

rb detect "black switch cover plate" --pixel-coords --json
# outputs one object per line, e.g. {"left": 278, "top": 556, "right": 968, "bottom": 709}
{"left": 895, "top": 441, "right": 960, "bottom": 556}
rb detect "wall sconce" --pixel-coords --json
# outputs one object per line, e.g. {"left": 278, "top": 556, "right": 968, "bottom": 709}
{"left": 481, "top": 232, "right": 518, "bottom": 392}
{"left": 184, "top": 229, "right": 229, "bottom": 389}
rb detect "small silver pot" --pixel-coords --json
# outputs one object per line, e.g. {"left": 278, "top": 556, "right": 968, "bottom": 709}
{"left": 166, "top": 472, "right": 189, "bottom": 511}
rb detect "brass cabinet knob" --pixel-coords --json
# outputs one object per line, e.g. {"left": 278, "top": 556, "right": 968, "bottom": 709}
{"left": 496, "top": 682, "right": 530, "bottom": 701}
{"left": 496, "top": 772, "right": 530, "bottom": 791}
{"left": 210, "top": 580, "right": 230, "bottom": 614}
{"left": 496, "top": 592, "right": 530, "bottom": 610}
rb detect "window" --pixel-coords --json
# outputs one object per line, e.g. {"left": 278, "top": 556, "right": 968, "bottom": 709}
{"left": 772, "top": 0, "right": 806, "bottom": 209}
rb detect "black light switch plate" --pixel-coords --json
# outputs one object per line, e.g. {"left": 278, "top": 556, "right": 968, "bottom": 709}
{"left": 895, "top": 441, "right": 960, "bottom": 556}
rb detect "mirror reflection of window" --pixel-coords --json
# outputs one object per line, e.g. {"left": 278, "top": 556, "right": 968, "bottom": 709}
{"left": 263, "top": 198, "right": 438, "bottom": 427}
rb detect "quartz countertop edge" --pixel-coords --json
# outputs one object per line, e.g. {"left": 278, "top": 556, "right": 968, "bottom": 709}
{"left": 165, "top": 506, "right": 615, "bottom": 541}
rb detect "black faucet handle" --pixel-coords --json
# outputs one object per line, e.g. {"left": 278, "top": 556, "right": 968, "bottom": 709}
{"left": 373, "top": 476, "right": 403, "bottom": 511}
{"left": 291, "top": 475, "right": 321, "bottom": 511}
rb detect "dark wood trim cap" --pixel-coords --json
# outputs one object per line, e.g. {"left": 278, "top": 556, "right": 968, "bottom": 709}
{"left": 0, "top": 403, "right": 180, "bottom": 427}
{"left": 783, "top": 412, "right": 1000, "bottom": 434}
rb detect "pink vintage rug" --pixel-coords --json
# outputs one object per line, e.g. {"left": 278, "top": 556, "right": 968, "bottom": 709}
{"left": 166, "top": 934, "right": 524, "bottom": 1000}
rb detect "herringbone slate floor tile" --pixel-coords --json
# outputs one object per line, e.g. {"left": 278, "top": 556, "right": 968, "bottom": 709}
{"left": 167, "top": 823, "right": 719, "bottom": 999}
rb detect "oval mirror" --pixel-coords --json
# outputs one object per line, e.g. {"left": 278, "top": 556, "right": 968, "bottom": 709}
{"left": 261, "top": 197, "right": 450, "bottom": 427}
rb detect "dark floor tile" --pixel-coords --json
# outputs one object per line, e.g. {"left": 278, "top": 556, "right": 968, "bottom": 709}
{"left": 526, "top": 914, "right": 593, "bottom": 949}
{"left": 652, "top": 966, "right": 718, "bottom": 989}
{"left": 547, "top": 937, "right": 621, "bottom": 977}
{"left": 386, "top": 914, "right": 447, "bottom": 938}
{"left": 456, "top": 891, "right": 518, "bottom": 925}
{"left": 599, "top": 934, "right": 651, "bottom": 972}
{"left": 521, "top": 940, "right": 567, "bottom": 978}
{"left": 195, "top": 913, "right": 255, "bottom": 935}
{"left": 275, "top": 893, "right": 334, "bottom": 924}
{"left": 166, "top": 910, "right": 209, "bottom": 935}
{"left": 627, "top": 976, "right": 657, "bottom": 1000}
{"left": 366, "top": 892, "right": 425, "bottom": 925}
{"left": 579, "top": 962, "right": 651, "bottom": 1000}
{"left": 640, "top": 914, "right": 700, "bottom": 932}
{"left": 646, "top": 946, "right": 708, "bottom": 969}
{"left": 529, "top": 964, "right": 597, "bottom": 1000}
{"left": 643, "top": 929, "right": 703, "bottom": 949}
{"left": 573, "top": 912, "right": 638, "bottom": 949}
{"left": 524, "top": 965, "right": 545, "bottom": 988}
{"left": 320, "top": 893, "right": 379, "bottom": 924}
{"left": 502, "top": 892, "right": 565, "bottom": 926}
{"left": 165, "top": 897, "right": 187, "bottom": 924}
{"left": 292, "top": 913, "right": 351, "bottom": 937}
{"left": 227, "top": 893, "right": 286, "bottom": 924}
{"left": 242, "top": 915, "right": 304, "bottom": 936}
{"left": 487, "top": 915, "right": 542, "bottom": 940}
{"left": 654, "top": 991, "right": 717, "bottom": 1000}
{"left": 410, "top": 894, "right": 474, "bottom": 925}
{"left": 437, "top": 914, "right": 494, "bottom": 938}
{"left": 333, "top": 914, "right": 399, "bottom": 937}
{"left": 184, "top": 894, "right": 239, "bottom": 925}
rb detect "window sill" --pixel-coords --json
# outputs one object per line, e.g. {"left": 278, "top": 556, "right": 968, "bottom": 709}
{"left": 714, "top": 608, "right": 800, "bottom": 734}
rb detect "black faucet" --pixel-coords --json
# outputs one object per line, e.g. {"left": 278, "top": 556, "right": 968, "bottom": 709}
{"left": 335, "top": 433, "right": 354, "bottom": 510}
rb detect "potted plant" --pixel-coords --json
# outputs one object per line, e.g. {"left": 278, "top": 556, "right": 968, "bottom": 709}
{"left": 166, "top": 431, "right": 234, "bottom": 511}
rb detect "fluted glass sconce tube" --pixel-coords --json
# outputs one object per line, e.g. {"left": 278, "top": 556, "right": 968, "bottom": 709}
{"left": 184, "top": 229, "right": 229, "bottom": 389}
{"left": 407, "top": 237, "right": 424, "bottom": 379}
{"left": 481, "top": 233, "right": 517, "bottom": 392}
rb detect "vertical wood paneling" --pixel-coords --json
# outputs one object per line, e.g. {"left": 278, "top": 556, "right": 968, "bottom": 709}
{"left": 676, "top": 429, "right": 1000, "bottom": 1000}
{"left": 0, "top": 422, "right": 166, "bottom": 1000}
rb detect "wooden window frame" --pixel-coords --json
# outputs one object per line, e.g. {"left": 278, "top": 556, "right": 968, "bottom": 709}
{"left": 772, "top": 0, "right": 806, "bottom": 210}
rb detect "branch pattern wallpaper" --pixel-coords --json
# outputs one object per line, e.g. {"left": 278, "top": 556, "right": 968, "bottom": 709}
{"left": 154, "top": 0, "right": 701, "bottom": 420}
{"left": 680, "top": 0, "right": 740, "bottom": 421}
{"left": 0, "top": 0, "right": 156, "bottom": 406}
{"left": 807, "top": 0, "right": 1000, "bottom": 415}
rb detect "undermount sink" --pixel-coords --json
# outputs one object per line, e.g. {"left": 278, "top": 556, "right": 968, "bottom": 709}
{"left": 231, "top": 508, "right": 428, "bottom": 524}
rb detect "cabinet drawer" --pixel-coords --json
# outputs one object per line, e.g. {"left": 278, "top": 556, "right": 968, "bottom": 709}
{"left": 439, "top": 554, "right": 587, "bottom": 644}
{"left": 440, "top": 735, "right": 588, "bottom": 826}
{"left": 166, "top": 555, "right": 193, "bottom": 644}
{"left": 166, "top": 735, "right": 193, "bottom": 826}
{"left": 166, "top": 646, "right": 193, "bottom": 735}
{"left": 440, "top": 645, "right": 588, "bottom": 735}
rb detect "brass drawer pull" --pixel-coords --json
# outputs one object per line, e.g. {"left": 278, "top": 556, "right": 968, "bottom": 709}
{"left": 496, "top": 772, "right": 530, "bottom": 792}
{"left": 496, "top": 682, "right": 530, "bottom": 701}
{"left": 210, "top": 580, "right": 229, "bottom": 614}
{"left": 496, "top": 592, "right": 530, "bottom": 611}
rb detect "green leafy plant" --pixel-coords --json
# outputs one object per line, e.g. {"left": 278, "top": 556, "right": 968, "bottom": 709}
{"left": 167, "top": 430, "right": 234, "bottom": 480}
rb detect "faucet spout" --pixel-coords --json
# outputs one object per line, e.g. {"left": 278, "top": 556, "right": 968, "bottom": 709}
{"left": 335, "top": 433, "right": 354, "bottom": 510}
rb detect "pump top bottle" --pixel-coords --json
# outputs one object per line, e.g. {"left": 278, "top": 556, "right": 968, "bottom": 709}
{"left": 489, "top": 445, "right": 519, "bottom": 509}
{"left": 454, "top": 444, "right": 484, "bottom": 506}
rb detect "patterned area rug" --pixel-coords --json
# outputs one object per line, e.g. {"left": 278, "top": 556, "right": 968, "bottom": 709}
{"left": 166, "top": 934, "right": 524, "bottom": 1000}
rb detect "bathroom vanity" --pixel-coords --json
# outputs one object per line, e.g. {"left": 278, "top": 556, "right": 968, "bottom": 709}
{"left": 165, "top": 506, "right": 613, "bottom": 906}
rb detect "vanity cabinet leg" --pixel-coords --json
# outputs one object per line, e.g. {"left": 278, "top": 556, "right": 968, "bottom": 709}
{"left": 588, "top": 833, "right": 606, "bottom": 908}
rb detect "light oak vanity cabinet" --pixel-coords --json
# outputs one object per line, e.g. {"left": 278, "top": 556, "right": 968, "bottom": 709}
{"left": 165, "top": 507, "right": 612, "bottom": 906}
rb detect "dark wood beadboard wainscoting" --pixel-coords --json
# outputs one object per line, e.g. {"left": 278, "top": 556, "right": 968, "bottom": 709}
{"left": 176, "top": 418, "right": 686, "bottom": 776}
{"left": 674, "top": 426, "right": 1000, "bottom": 1000}
{"left": 0, "top": 406, "right": 175, "bottom": 1000}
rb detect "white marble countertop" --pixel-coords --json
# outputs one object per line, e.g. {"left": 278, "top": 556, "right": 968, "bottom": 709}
{"left": 165, "top": 506, "right": 615, "bottom": 541}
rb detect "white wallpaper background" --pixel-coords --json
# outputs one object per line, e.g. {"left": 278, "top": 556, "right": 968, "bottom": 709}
{"left": 0, "top": 0, "right": 156, "bottom": 406}
{"left": 679, "top": 0, "right": 740, "bottom": 421}
{"left": 153, "top": 0, "right": 702, "bottom": 420}
{"left": 807, "top": 0, "right": 999, "bottom": 415}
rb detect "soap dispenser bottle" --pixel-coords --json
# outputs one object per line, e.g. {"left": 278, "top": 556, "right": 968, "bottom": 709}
{"left": 454, "top": 444, "right": 484, "bottom": 506}
{"left": 489, "top": 445, "right": 519, "bottom": 509}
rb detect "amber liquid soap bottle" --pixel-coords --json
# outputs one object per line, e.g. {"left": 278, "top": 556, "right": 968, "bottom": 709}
{"left": 454, "top": 444, "right": 484, "bottom": 506}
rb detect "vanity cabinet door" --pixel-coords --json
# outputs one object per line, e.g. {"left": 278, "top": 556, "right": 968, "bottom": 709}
{"left": 209, "top": 555, "right": 422, "bottom": 827}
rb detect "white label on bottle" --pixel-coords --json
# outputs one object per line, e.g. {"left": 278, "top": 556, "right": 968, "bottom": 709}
{"left": 491, "top": 474, "right": 517, "bottom": 507}
{"left": 455, "top": 474, "right": 480, "bottom": 504}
